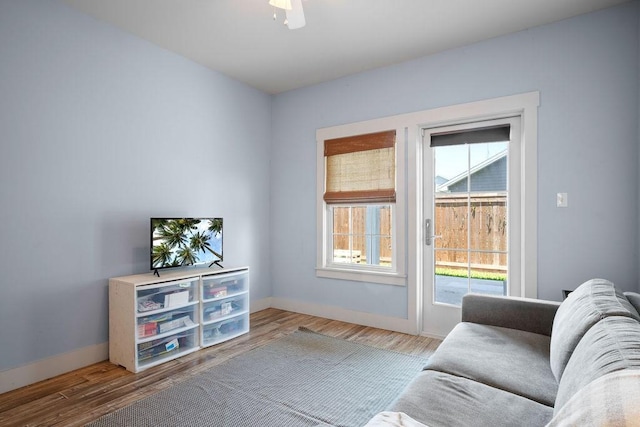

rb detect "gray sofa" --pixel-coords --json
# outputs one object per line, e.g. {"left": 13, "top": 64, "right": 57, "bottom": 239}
{"left": 389, "top": 278, "right": 640, "bottom": 426}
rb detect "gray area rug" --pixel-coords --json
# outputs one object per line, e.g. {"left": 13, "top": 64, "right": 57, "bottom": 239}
{"left": 88, "top": 328, "right": 428, "bottom": 427}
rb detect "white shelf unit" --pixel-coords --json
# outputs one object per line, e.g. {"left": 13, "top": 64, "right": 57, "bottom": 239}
{"left": 109, "top": 266, "right": 249, "bottom": 373}
{"left": 200, "top": 269, "right": 250, "bottom": 347}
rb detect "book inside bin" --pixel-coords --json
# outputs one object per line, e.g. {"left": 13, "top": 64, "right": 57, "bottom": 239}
{"left": 137, "top": 329, "right": 197, "bottom": 364}
{"left": 202, "top": 272, "right": 247, "bottom": 300}
{"left": 203, "top": 294, "right": 247, "bottom": 322}
{"left": 136, "top": 281, "right": 195, "bottom": 313}
{"left": 137, "top": 306, "right": 197, "bottom": 339}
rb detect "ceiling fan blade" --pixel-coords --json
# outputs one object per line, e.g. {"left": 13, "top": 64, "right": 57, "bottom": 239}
{"left": 286, "top": 0, "right": 305, "bottom": 29}
{"left": 269, "top": 0, "right": 292, "bottom": 10}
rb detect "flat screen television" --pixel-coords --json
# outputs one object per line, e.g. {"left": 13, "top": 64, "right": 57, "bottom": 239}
{"left": 150, "top": 218, "right": 223, "bottom": 273}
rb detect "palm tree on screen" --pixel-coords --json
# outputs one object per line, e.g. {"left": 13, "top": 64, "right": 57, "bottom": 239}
{"left": 152, "top": 218, "right": 220, "bottom": 267}
{"left": 152, "top": 243, "right": 173, "bottom": 268}
{"left": 176, "top": 245, "right": 198, "bottom": 266}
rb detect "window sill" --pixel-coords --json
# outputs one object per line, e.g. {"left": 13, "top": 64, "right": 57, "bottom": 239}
{"left": 316, "top": 267, "right": 407, "bottom": 286}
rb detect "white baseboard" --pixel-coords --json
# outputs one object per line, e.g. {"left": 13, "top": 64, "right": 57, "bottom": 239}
{"left": 270, "top": 297, "right": 416, "bottom": 335}
{"left": 419, "top": 330, "right": 447, "bottom": 340}
{"left": 0, "top": 342, "right": 108, "bottom": 394}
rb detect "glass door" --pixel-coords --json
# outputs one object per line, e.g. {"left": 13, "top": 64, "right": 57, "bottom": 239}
{"left": 422, "top": 117, "right": 521, "bottom": 337}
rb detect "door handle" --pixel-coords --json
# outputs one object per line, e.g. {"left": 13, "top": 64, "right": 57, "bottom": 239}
{"left": 425, "top": 219, "right": 442, "bottom": 246}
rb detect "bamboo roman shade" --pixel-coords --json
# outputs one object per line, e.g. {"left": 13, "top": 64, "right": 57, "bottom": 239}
{"left": 324, "top": 130, "right": 396, "bottom": 204}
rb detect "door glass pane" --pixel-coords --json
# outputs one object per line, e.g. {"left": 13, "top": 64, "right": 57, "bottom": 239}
{"left": 433, "top": 140, "right": 509, "bottom": 306}
{"left": 435, "top": 144, "right": 468, "bottom": 194}
{"left": 469, "top": 142, "right": 508, "bottom": 192}
{"left": 469, "top": 194, "right": 507, "bottom": 251}
{"left": 434, "top": 194, "right": 468, "bottom": 250}
{"left": 435, "top": 275, "right": 471, "bottom": 306}
{"left": 434, "top": 249, "right": 469, "bottom": 306}
{"left": 469, "top": 251, "right": 507, "bottom": 296}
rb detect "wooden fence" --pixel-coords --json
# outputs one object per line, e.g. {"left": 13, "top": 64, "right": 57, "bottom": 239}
{"left": 434, "top": 193, "right": 507, "bottom": 273}
{"left": 332, "top": 193, "right": 507, "bottom": 272}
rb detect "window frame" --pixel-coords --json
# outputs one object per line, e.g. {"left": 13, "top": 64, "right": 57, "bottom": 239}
{"left": 316, "top": 124, "right": 407, "bottom": 286}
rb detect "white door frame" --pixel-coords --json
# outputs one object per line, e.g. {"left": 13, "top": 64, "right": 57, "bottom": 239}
{"left": 405, "top": 92, "right": 540, "bottom": 338}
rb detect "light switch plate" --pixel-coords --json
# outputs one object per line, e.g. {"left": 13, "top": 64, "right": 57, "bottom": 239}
{"left": 557, "top": 192, "right": 568, "bottom": 208}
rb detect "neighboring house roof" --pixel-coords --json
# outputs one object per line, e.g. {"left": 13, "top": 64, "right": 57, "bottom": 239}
{"left": 436, "top": 150, "right": 507, "bottom": 193}
{"left": 435, "top": 175, "right": 448, "bottom": 187}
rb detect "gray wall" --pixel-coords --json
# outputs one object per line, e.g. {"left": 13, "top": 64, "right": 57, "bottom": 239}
{"left": 0, "top": 0, "right": 272, "bottom": 371}
{"left": 270, "top": 1, "right": 640, "bottom": 319}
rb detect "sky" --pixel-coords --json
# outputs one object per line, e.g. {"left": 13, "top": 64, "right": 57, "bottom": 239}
{"left": 434, "top": 141, "right": 508, "bottom": 181}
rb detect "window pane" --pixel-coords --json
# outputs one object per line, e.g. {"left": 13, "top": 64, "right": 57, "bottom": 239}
{"left": 379, "top": 205, "right": 391, "bottom": 234}
{"left": 352, "top": 234, "right": 366, "bottom": 264}
{"left": 330, "top": 204, "right": 393, "bottom": 268}
{"left": 332, "top": 207, "right": 349, "bottom": 234}
{"left": 352, "top": 207, "right": 366, "bottom": 235}
{"left": 332, "top": 207, "right": 350, "bottom": 252}
{"left": 379, "top": 236, "right": 392, "bottom": 266}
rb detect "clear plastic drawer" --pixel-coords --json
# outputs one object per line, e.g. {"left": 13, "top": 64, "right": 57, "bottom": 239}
{"left": 202, "top": 315, "right": 248, "bottom": 347}
{"left": 136, "top": 277, "right": 198, "bottom": 313}
{"left": 137, "top": 327, "right": 198, "bottom": 368}
{"left": 202, "top": 293, "right": 249, "bottom": 323}
{"left": 137, "top": 305, "right": 198, "bottom": 340}
{"left": 201, "top": 270, "right": 248, "bottom": 301}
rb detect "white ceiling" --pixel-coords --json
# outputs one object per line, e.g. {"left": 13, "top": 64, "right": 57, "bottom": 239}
{"left": 62, "top": 0, "right": 629, "bottom": 94}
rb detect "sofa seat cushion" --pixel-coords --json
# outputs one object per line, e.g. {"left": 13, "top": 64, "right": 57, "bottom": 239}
{"left": 553, "top": 316, "right": 640, "bottom": 413}
{"left": 389, "top": 370, "right": 554, "bottom": 427}
{"left": 549, "top": 278, "right": 640, "bottom": 382}
{"left": 424, "top": 322, "right": 557, "bottom": 406}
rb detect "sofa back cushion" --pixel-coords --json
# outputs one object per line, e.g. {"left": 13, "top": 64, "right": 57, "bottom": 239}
{"left": 549, "top": 278, "right": 640, "bottom": 382}
{"left": 553, "top": 316, "right": 640, "bottom": 413}
{"left": 547, "top": 369, "right": 640, "bottom": 427}
{"left": 624, "top": 292, "right": 640, "bottom": 314}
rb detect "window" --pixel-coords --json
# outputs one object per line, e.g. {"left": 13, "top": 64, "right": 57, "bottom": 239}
{"left": 316, "top": 127, "right": 406, "bottom": 285}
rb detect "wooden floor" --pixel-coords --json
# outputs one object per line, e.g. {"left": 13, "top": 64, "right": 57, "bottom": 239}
{"left": 0, "top": 309, "right": 441, "bottom": 427}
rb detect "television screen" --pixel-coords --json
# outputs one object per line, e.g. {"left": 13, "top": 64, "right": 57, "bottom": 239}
{"left": 150, "top": 218, "right": 223, "bottom": 270}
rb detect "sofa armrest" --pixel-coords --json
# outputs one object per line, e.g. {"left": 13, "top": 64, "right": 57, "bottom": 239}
{"left": 461, "top": 293, "right": 561, "bottom": 336}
